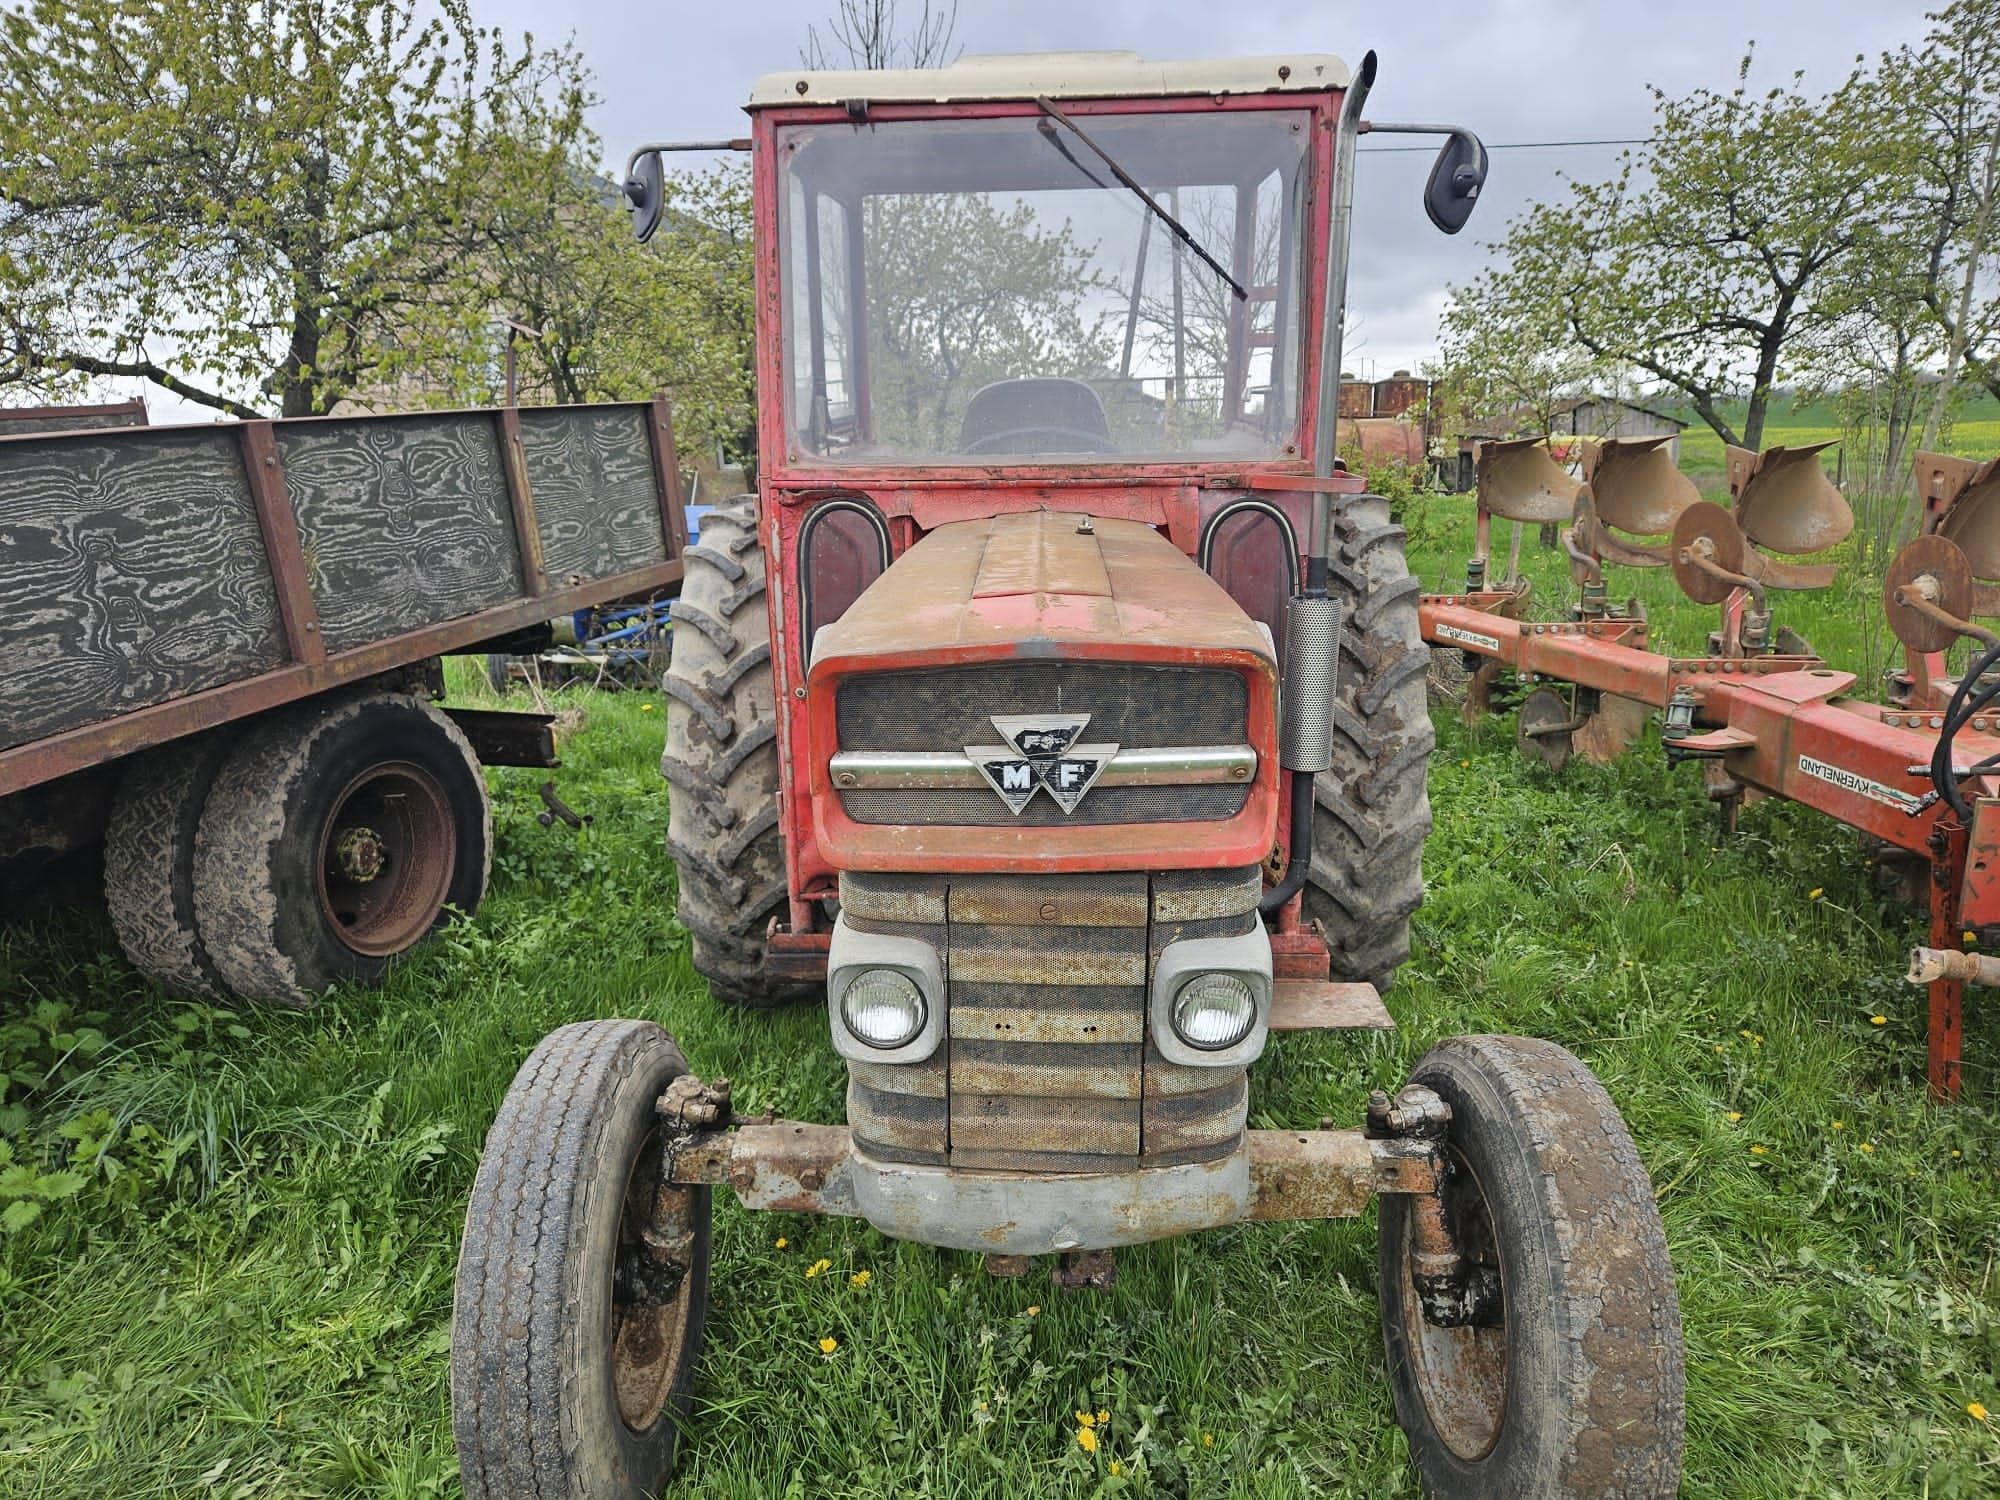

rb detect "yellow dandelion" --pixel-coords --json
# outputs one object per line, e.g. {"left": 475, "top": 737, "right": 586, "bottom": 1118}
{"left": 1738, "top": 1028, "right": 1754, "bottom": 1040}
{"left": 1966, "top": 931, "right": 1980, "bottom": 946}
{"left": 1459, "top": 759, "right": 1469, "bottom": 768}
{"left": 774, "top": 1237, "right": 788, "bottom": 1250}
{"left": 849, "top": 1269, "right": 871, "bottom": 1288}
{"left": 1202, "top": 1432, "right": 1214, "bottom": 1448}
{"left": 1952, "top": 1149, "right": 1963, "bottom": 1159}
{"left": 1077, "top": 1426, "right": 1099, "bottom": 1454}
{"left": 640, "top": 702, "right": 656, "bottom": 712}
{"left": 1715, "top": 1044, "right": 1725, "bottom": 1053}
{"left": 1750, "top": 1144, "right": 1767, "bottom": 1155}
{"left": 1026, "top": 1305, "right": 1040, "bottom": 1317}
{"left": 1097, "top": 1409, "right": 1109, "bottom": 1425}
{"left": 1110, "top": 1459, "right": 1123, "bottom": 1475}
{"left": 818, "top": 1336, "right": 838, "bottom": 1354}
{"left": 1870, "top": 1015, "right": 1888, "bottom": 1026}
{"left": 805, "top": 1257, "right": 830, "bottom": 1279}
{"left": 1970, "top": 1402, "right": 1989, "bottom": 1422}
{"left": 1075, "top": 1411, "right": 1097, "bottom": 1428}
{"left": 979, "top": 1400, "right": 989, "bottom": 1411}
{"left": 1860, "top": 1141, "right": 1876, "bottom": 1153}
{"left": 1831, "top": 1120, "right": 1845, "bottom": 1130}
{"left": 1725, "top": 1111, "right": 1743, "bottom": 1123}
{"left": 1808, "top": 887, "right": 1823, "bottom": 899}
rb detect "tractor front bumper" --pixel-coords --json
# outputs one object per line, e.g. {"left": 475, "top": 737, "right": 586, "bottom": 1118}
{"left": 666, "top": 1119, "right": 1441, "bottom": 1254}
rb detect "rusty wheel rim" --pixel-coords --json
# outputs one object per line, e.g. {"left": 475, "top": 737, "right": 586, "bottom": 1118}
{"left": 609, "top": 1131, "right": 696, "bottom": 1434}
{"left": 1398, "top": 1147, "right": 1509, "bottom": 1461}
{"left": 314, "top": 762, "right": 455, "bottom": 957}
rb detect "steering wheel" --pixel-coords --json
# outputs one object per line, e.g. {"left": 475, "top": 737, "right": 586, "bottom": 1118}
{"left": 960, "top": 426, "right": 1119, "bottom": 456}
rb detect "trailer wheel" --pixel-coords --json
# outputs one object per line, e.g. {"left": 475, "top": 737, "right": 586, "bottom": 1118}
{"left": 104, "top": 733, "right": 234, "bottom": 995}
{"left": 192, "top": 691, "right": 491, "bottom": 1006}
{"left": 662, "top": 494, "right": 800, "bottom": 1009}
{"left": 453, "top": 1019, "right": 710, "bottom": 1500}
{"left": 1380, "top": 1035, "right": 1684, "bottom": 1499}
{"left": 1308, "top": 494, "right": 1434, "bottom": 991}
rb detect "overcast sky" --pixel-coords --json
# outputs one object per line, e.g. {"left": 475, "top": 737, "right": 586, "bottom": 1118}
{"left": 124, "top": 0, "right": 1939, "bottom": 420}
{"left": 473, "top": 0, "right": 1932, "bottom": 380}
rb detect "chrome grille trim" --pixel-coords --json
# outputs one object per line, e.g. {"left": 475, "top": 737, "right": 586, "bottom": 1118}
{"left": 829, "top": 744, "right": 1257, "bottom": 791}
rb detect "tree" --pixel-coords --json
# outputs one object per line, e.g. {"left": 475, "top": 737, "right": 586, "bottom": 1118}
{"left": 1447, "top": 50, "right": 1879, "bottom": 450}
{"left": 484, "top": 158, "right": 758, "bottom": 466}
{"left": 1885, "top": 0, "right": 2000, "bottom": 444}
{"left": 0, "top": 0, "right": 592, "bottom": 417}
{"left": 863, "top": 192, "right": 1117, "bottom": 450}
{"left": 802, "top": 0, "right": 958, "bottom": 71}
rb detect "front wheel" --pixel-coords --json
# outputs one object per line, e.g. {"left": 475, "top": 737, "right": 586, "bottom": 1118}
{"left": 453, "top": 1020, "right": 712, "bottom": 1499}
{"left": 1379, "top": 1034, "right": 1684, "bottom": 1498}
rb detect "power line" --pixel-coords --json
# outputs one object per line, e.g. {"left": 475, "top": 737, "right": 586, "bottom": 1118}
{"left": 1359, "top": 137, "right": 1649, "bottom": 154}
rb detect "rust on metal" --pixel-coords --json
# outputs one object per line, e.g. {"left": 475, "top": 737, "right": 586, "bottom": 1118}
{"left": 440, "top": 707, "right": 559, "bottom": 768}
{"left": 1268, "top": 976, "right": 1394, "bottom": 1030}
{"left": 238, "top": 420, "right": 326, "bottom": 667}
{"left": 1247, "top": 1128, "right": 1440, "bottom": 1220}
{"left": 646, "top": 393, "right": 691, "bottom": 561}
{"left": 1051, "top": 1248, "right": 1117, "bottom": 1291}
{"left": 668, "top": 1120, "right": 860, "bottom": 1218}
{"left": 496, "top": 406, "right": 550, "bottom": 596}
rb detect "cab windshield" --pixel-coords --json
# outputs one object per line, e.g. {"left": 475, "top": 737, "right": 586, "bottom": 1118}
{"left": 777, "top": 108, "right": 1312, "bottom": 467}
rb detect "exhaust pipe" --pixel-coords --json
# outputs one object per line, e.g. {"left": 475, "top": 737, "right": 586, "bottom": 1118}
{"left": 1261, "top": 491, "right": 1340, "bottom": 916}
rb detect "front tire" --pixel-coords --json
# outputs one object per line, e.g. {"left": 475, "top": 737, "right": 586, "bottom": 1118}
{"left": 1379, "top": 1034, "right": 1684, "bottom": 1498}
{"left": 453, "top": 1020, "right": 711, "bottom": 1500}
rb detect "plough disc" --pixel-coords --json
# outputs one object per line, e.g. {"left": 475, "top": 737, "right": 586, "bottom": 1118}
{"left": 1514, "top": 685, "right": 1574, "bottom": 772}
{"left": 1572, "top": 693, "right": 1650, "bottom": 765}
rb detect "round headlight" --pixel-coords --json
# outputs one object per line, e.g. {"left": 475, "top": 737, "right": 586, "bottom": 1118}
{"left": 1170, "top": 972, "right": 1258, "bottom": 1051}
{"left": 839, "top": 968, "right": 927, "bottom": 1049}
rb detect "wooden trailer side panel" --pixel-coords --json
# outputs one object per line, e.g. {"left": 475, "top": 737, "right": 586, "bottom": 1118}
{"left": 519, "top": 405, "right": 669, "bottom": 584}
{"left": 277, "top": 414, "right": 525, "bottom": 653}
{"left": 0, "top": 428, "right": 287, "bottom": 751}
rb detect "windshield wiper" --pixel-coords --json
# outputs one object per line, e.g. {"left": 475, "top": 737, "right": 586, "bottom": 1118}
{"left": 1034, "top": 96, "right": 1247, "bottom": 302}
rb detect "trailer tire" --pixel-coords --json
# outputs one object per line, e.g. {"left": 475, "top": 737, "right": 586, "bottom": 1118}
{"left": 662, "top": 494, "right": 801, "bottom": 1009}
{"left": 104, "top": 733, "right": 234, "bottom": 996}
{"left": 453, "top": 1019, "right": 710, "bottom": 1500}
{"left": 1307, "top": 494, "right": 1434, "bottom": 991}
{"left": 1379, "top": 1034, "right": 1685, "bottom": 1499}
{"left": 192, "top": 691, "right": 492, "bottom": 1006}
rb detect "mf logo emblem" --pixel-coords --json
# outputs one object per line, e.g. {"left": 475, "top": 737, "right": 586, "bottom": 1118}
{"left": 965, "top": 714, "right": 1119, "bottom": 816}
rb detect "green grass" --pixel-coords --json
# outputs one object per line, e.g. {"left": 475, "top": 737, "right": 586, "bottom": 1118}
{"left": 1671, "top": 392, "right": 2000, "bottom": 488}
{"left": 6, "top": 558, "right": 2000, "bottom": 1496}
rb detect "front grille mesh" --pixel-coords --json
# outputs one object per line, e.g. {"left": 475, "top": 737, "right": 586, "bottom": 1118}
{"left": 841, "top": 867, "right": 1259, "bottom": 1174}
{"left": 836, "top": 663, "right": 1252, "bottom": 827}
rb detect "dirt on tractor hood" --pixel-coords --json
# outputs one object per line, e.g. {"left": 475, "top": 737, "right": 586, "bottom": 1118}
{"left": 813, "top": 509, "right": 1276, "bottom": 670}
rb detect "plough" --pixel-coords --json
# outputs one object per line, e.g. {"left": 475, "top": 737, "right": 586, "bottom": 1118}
{"left": 1422, "top": 436, "right": 2000, "bottom": 1098}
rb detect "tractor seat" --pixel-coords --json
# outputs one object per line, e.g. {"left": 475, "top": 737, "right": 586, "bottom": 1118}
{"left": 958, "top": 377, "right": 1117, "bottom": 456}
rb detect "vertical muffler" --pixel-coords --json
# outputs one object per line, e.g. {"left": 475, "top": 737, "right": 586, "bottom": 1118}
{"left": 1262, "top": 493, "right": 1342, "bottom": 915}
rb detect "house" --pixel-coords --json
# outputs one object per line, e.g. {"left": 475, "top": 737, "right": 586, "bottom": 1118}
{"left": 1546, "top": 396, "right": 1687, "bottom": 461}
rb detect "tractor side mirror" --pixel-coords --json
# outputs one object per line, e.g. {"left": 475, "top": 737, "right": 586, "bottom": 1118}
{"left": 1423, "top": 130, "right": 1488, "bottom": 235}
{"left": 624, "top": 150, "right": 666, "bottom": 243}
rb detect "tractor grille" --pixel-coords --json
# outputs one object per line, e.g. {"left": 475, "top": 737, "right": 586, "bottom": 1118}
{"left": 836, "top": 662, "right": 1251, "bottom": 826}
{"left": 841, "top": 867, "right": 1258, "bottom": 1174}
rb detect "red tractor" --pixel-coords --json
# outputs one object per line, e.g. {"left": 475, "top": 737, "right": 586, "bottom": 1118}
{"left": 451, "top": 50, "right": 1686, "bottom": 1498}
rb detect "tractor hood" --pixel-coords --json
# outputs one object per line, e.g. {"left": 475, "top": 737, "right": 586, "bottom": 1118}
{"left": 809, "top": 509, "right": 1277, "bottom": 672}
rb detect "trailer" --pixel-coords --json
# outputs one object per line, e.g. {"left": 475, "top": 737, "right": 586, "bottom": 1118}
{"left": 0, "top": 396, "right": 689, "bottom": 1005}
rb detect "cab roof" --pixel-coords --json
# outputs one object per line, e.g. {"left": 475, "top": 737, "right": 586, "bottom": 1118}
{"left": 746, "top": 50, "right": 1350, "bottom": 110}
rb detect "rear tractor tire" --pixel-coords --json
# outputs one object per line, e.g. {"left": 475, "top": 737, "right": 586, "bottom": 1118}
{"left": 1307, "top": 494, "right": 1434, "bottom": 991}
{"left": 453, "top": 1019, "right": 711, "bottom": 1499}
{"left": 192, "top": 690, "right": 492, "bottom": 1006}
{"left": 662, "top": 494, "right": 801, "bottom": 1009}
{"left": 1379, "top": 1034, "right": 1685, "bottom": 1498}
